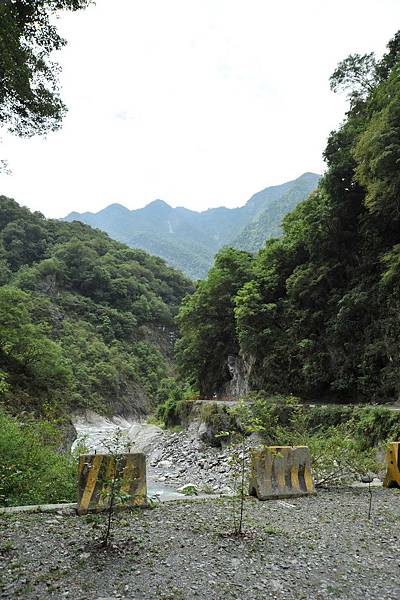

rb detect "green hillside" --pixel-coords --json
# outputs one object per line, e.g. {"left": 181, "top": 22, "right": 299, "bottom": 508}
{"left": 176, "top": 32, "right": 400, "bottom": 403}
{"left": 232, "top": 173, "right": 320, "bottom": 252}
{"left": 0, "top": 197, "right": 192, "bottom": 418}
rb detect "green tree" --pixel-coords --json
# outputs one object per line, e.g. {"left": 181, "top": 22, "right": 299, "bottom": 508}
{"left": 329, "top": 52, "right": 377, "bottom": 105}
{"left": 0, "top": 193, "right": 192, "bottom": 416}
{"left": 354, "top": 71, "right": 400, "bottom": 218}
{"left": 0, "top": 0, "right": 91, "bottom": 137}
{"left": 0, "top": 286, "right": 72, "bottom": 392}
{"left": 0, "top": 410, "right": 75, "bottom": 506}
{"left": 176, "top": 247, "right": 253, "bottom": 396}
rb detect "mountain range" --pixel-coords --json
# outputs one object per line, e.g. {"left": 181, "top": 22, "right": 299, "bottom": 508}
{"left": 65, "top": 172, "right": 320, "bottom": 279}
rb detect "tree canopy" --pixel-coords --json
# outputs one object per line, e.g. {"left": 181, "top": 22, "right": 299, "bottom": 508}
{"left": 0, "top": 0, "right": 91, "bottom": 137}
{"left": 176, "top": 247, "right": 253, "bottom": 395}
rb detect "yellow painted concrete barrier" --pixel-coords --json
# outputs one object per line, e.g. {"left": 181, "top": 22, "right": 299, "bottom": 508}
{"left": 77, "top": 453, "right": 147, "bottom": 515}
{"left": 383, "top": 442, "right": 400, "bottom": 488}
{"left": 249, "top": 446, "right": 314, "bottom": 500}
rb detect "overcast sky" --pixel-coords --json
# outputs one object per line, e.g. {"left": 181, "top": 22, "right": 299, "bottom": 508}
{"left": 0, "top": 0, "right": 399, "bottom": 218}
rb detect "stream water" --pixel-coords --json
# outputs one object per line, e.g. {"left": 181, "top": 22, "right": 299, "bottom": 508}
{"left": 71, "top": 413, "right": 185, "bottom": 501}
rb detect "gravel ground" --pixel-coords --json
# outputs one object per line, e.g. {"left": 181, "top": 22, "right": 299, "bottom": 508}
{"left": 1, "top": 488, "right": 400, "bottom": 600}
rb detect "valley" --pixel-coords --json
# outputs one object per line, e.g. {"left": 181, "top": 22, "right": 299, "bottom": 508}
{"left": 1, "top": 4, "right": 400, "bottom": 600}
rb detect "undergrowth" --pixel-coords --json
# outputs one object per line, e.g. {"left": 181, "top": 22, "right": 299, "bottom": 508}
{"left": 0, "top": 409, "right": 76, "bottom": 506}
{"left": 240, "top": 394, "right": 400, "bottom": 485}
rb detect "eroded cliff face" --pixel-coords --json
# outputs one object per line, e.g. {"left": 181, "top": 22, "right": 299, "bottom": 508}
{"left": 221, "top": 354, "right": 254, "bottom": 398}
{"left": 106, "top": 381, "right": 150, "bottom": 418}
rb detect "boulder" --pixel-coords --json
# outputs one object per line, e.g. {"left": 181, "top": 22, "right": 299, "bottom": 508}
{"left": 127, "top": 423, "right": 164, "bottom": 455}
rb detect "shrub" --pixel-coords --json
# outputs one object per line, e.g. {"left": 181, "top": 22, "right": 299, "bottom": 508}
{"left": 248, "top": 393, "right": 306, "bottom": 442}
{"left": 351, "top": 406, "right": 400, "bottom": 449}
{"left": 306, "top": 425, "right": 379, "bottom": 486}
{"left": 232, "top": 396, "right": 399, "bottom": 485}
{"left": 157, "top": 397, "right": 191, "bottom": 427}
{"left": 306, "top": 404, "right": 355, "bottom": 430}
{"left": 156, "top": 378, "right": 196, "bottom": 427}
{"left": 0, "top": 410, "right": 76, "bottom": 506}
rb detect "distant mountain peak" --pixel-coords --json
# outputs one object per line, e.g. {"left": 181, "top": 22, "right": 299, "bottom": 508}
{"left": 105, "top": 202, "right": 129, "bottom": 210}
{"left": 63, "top": 173, "right": 320, "bottom": 279}
{"left": 65, "top": 211, "right": 83, "bottom": 220}
{"left": 299, "top": 171, "right": 320, "bottom": 179}
{"left": 98, "top": 203, "right": 130, "bottom": 216}
{"left": 145, "top": 199, "right": 171, "bottom": 210}
{"left": 64, "top": 202, "right": 130, "bottom": 222}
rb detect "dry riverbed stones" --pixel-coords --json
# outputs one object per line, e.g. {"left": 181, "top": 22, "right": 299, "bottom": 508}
{"left": 0, "top": 488, "right": 399, "bottom": 599}
{"left": 148, "top": 421, "right": 260, "bottom": 495}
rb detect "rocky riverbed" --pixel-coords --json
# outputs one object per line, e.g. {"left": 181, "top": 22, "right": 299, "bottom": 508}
{"left": 72, "top": 412, "right": 384, "bottom": 498}
{"left": 147, "top": 421, "right": 240, "bottom": 495}
{"left": 1, "top": 488, "right": 399, "bottom": 599}
{"left": 72, "top": 413, "right": 249, "bottom": 496}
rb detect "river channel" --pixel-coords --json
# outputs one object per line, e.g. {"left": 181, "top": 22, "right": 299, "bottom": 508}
{"left": 71, "top": 413, "right": 185, "bottom": 501}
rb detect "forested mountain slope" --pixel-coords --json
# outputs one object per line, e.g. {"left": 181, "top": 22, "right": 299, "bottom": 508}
{"left": 176, "top": 32, "right": 400, "bottom": 403}
{"left": 65, "top": 173, "right": 319, "bottom": 279}
{"left": 232, "top": 173, "right": 321, "bottom": 252}
{"left": 0, "top": 197, "right": 192, "bottom": 417}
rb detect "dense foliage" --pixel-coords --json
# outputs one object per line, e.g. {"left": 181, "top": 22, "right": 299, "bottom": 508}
{"left": 0, "top": 196, "right": 192, "bottom": 416}
{"left": 0, "top": 409, "right": 76, "bottom": 506}
{"left": 176, "top": 247, "right": 254, "bottom": 395}
{"left": 177, "top": 32, "right": 400, "bottom": 403}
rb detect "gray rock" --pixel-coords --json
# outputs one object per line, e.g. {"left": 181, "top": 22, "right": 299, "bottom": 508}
{"left": 158, "top": 460, "right": 172, "bottom": 468}
{"left": 127, "top": 422, "right": 164, "bottom": 454}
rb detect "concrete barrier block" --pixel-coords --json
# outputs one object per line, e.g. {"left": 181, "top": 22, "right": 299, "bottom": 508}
{"left": 77, "top": 453, "right": 147, "bottom": 515}
{"left": 383, "top": 442, "right": 400, "bottom": 488}
{"left": 249, "top": 445, "right": 314, "bottom": 500}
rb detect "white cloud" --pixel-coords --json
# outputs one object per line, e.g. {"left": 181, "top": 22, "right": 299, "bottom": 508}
{"left": 0, "top": 0, "right": 399, "bottom": 217}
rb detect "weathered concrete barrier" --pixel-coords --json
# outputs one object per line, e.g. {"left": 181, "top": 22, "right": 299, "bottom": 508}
{"left": 77, "top": 453, "right": 147, "bottom": 515}
{"left": 383, "top": 442, "right": 400, "bottom": 488}
{"left": 249, "top": 446, "right": 314, "bottom": 500}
